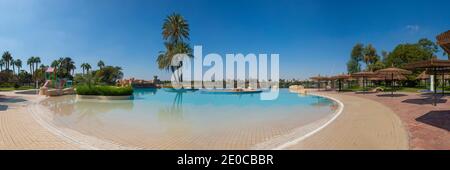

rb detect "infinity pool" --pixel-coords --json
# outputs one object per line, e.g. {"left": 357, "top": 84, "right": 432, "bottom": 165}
{"left": 39, "top": 88, "right": 339, "bottom": 149}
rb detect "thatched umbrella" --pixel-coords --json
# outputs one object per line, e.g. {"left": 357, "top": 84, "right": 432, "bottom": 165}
{"left": 416, "top": 71, "right": 430, "bottom": 88}
{"left": 310, "top": 75, "right": 329, "bottom": 91}
{"left": 416, "top": 71, "right": 430, "bottom": 80}
{"left": 405, "top": 59, "right": 450, "bottom": 105}
{"left": 437, "top": 30, "right": 450, "bottom": 57}
{"left": 351, "top": 71, "right": 376, "bottom": 92}
{"left": 376, "top": 67, "right": 412, "bottom": 96}
{"left": 331, "top": 74, "right": 351, "bottom": 92}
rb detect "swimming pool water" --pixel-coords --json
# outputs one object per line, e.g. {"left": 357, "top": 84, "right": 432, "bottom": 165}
{"left": 39, "top": 88, "right": 338, "bottom": 149}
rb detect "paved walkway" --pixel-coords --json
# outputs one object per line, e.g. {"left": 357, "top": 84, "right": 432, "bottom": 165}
{"left": 0, "top": 92, "right": 79, "bottom": 149}
{"left": 347, "top": 92, "right": 450, "bottom": 149}
{"left": 288, "top": 91, "right": 409, "bottom": 150}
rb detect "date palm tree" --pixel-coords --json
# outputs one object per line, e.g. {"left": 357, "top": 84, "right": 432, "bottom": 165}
{"left": 10, "top": 59, "right": 16, "bottom": 74}
{"left": 34, "top": 57, "right": 41, "bottom": 74}
{"left": 80, "top": 63, "right": 92, "bottom": 75}
{"left": 15, "top": 59, "right": 22, "bottom": 75}
{"left": 27, "top": 56, "right": 35, "bottom": 76}
{"left": 157, "top": 13, "right": 193, "bottom": 82}
{"left": 59, "top": 57, "right": 76, "bottom": 77}
{"left": 2, "top": 51, "right": 13, "bottom": 71}
{"left": 97, "top": 60, "right": 105, "bottom": 69}
{"left": 0, "top": 59, "right": 4, "bottom": 71}
{"left": 162, "top": 13, "right": 190, "bottom": 44}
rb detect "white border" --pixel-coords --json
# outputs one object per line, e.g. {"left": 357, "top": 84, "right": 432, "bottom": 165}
{"left": 271, "top": 93, "right": 345, "bottom": 150}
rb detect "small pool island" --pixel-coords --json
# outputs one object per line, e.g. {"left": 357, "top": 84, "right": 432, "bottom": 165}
{"left": 75, "top": 85, "right": 134, "bottom": 100}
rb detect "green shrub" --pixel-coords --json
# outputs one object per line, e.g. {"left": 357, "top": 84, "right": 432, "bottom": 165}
{"left": 76, "top": 85, "right": 133, "bottom": 96}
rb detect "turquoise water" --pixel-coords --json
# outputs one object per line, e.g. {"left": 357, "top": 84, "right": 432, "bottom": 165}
{"left": 41, "top": 88, "right": 338, "bottom": 149}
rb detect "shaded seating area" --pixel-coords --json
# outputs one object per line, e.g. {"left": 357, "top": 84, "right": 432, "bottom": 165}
{"left": 375, "top": 66, "right": 411, "bottom": 96}
{"left": 405, "top": 59, "right": 450, "bottom": 105}
{"left": 310, "top": 75, "right": 331, "bottom": 91}
{"left": 351, "top": 71, "right": 376, "bottom": 93}
{"left": 330, "top": 74, "right": 351, "bottom": 92}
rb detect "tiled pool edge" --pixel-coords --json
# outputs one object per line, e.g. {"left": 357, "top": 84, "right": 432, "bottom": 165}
{"left": 270, "top": 93, "right": 345, "bottom": 150}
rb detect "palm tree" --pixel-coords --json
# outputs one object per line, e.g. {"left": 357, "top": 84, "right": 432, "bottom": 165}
{"left": 10, "top": 59, "right": 16, "bottom": 74}
{"left": 27, "top": 56, "right": 35, "bottom": 76}
{"left": 80, "top": 63, "right": 90, "bottom": 74}
{"left": 162, "top": 13, "right": 190, "bottom": 44}
{"left": 0, "top": 59, "right": 4, "bottom": 71}
{"left": 97, "top": 60, "right": 105, "bottom": 69}
{"left": 15, "top": 59, "right": 22, "bottom": 75}
{"left": 2, "top": 51, "right": 13, "bottom": 71}
{"left": 80, "top": 63, "right": 91, "bottom": 74}
{"left": 157, "top": 13, "right": 193, "bottom": 82}
{"left": 34, "top": 57, "right": 41, "bottom": 74}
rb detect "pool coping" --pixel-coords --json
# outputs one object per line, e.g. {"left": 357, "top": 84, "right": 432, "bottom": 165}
{"left": 269, "top": 93, "right": 345, "bottom": 150}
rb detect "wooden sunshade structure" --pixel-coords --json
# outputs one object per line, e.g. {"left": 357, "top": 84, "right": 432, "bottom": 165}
{"left": 437, "top": 30, "right": 450, "bottom": 57}
{"left": 405, "top": 58, "right": 450, "bottom": 105}
{"left": 351, "top": 71, "right": 375, "bottom": 92}
{"left": 310, "top": 75, "right": 330, "bottom": 91}
{"left": 330, "top": 74, "right": 351, "bottom": 92}
{"left": 416, "top": 71, "right": 430, "bottom": 80}
{"left": 376, "top": 67, "right": 412, "bottom": 96}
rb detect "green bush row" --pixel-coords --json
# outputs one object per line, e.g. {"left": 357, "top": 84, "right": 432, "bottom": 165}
{"left": 76, "top": 85, "right": 133, "bottom": 96}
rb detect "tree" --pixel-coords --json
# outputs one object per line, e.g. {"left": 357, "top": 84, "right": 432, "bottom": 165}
{"left": 384, "top": 39, "right": 438, "bottom": 68}
{"left": 27, "top": 57, "right": 35, "bottom": 76}
{"left": 157, "top": 13, "right": 193, "bottom": 82}
{"left": 2, "top": 51, "right": 13, "bottom": 71}
{"left": 0, "top": 59, "right": 4, "bottom": 71}
{"left": 17, "top": 70, "right": 32, "bottom": 85}
{"left": 97, "top": 60, "right": 105, "bottom": 69}
{"left": 15, "top": 59, "right": 22, "bottom": 75}
{"left": 347, "top": 59, "right": 361, "bottom": 74}
{"left": 418, "top": 38, "right": 439, "bottom": 58}
{"left": 10, "top": 59, "right": 16, "bottom": 74}
{"left": 80, "top": 63, "right": 91, "bottom": 75}
{"left": 34, "top": 57, "right": 41, "bottom": 74}
{"left": 162, "top": 13, "right": 190, "bottom": 44}
{"left": 351, "top": 43, "right": 364, "bottom": 62}
{"left": 368, "top": 61, "right": 385, "bottom": 71}
{"left": 363, "top": 44, "right": 378, "bottom": 70}
{"left": 95, "top": 66, "right": 123, "bottom": 85}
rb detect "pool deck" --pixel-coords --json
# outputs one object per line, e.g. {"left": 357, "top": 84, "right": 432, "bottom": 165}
{"left": 288, "top": 91, "right": 409, "bottom": 150}
{"left": 0, "top": 90, "right": 449, "bottom": 149}
{"left": 0, "top": 91, "right": 79, "bottom": 149}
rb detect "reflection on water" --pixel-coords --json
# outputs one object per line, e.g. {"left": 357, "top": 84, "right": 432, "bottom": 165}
{"left": 311, "top": 96, "right": 338, "bottom": 112}
{"left": 133, "top": 88, "right": 158, "bottom": 97}
{"left": 39, "top": 88, "right": 339, "bottom": 149}
{"left": 41, "top": 97, "right": 134, "bottom": 125}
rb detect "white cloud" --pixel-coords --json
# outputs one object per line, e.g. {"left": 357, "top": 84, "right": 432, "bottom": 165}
{"left": 405, "top": 24, "right": 420, "bottom": 33}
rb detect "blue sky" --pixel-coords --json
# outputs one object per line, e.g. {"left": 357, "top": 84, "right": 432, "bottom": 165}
{"left": 0, "top": 0, "right": 449, "bottom": 80}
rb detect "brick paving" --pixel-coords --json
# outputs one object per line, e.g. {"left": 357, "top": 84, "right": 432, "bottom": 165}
{"left": 347, "top": 92, "right": 450, "bottom": 149}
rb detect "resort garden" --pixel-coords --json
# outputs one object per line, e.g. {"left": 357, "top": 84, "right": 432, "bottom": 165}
{"left": 304, "top": 35, "right": 450, "bottom": 94}
{"left": 0, "top": 52, "right": 131, "bottom": 96}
